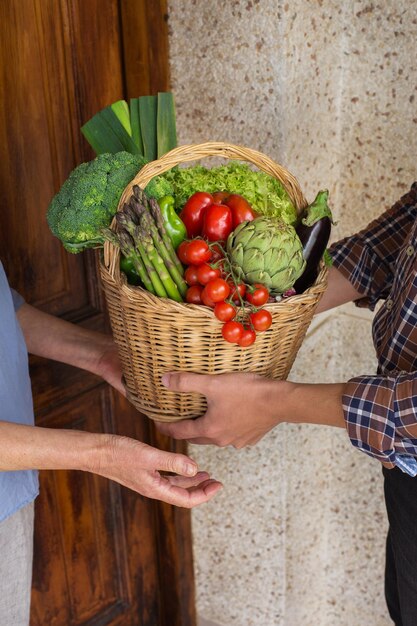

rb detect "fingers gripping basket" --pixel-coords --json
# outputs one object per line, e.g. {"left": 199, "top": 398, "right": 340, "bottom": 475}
{"left": 101, "top": 142, "right": 328, "bottom": 422}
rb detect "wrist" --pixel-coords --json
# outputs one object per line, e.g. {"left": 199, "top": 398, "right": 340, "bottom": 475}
{"left": 278, "top": 381, "right": 346, "bottom": 428}
{"left": 258, "top": 378, "right": 295, "bottom": 426}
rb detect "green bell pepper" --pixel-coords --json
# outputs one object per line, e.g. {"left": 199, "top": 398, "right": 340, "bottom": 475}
{"left": 159, "top": 195, "right": 187, "bottom": 249}
{"left": 120, "top": 254, "right": 142, "bottom": 286}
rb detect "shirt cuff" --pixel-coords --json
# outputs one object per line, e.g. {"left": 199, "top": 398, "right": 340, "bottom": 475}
{"left": 343, "top": 374, "right": 417, "bottom": 476}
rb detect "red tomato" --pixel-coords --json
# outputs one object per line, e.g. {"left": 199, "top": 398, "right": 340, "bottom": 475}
{"left": 177, "top": 241, "right": 190, "bottom": 265}
{"left": 222, "top": 321, "right": 244, "bottom": 343}
{"left": 201, "top": 289, "right": 216, "bottom": 308}
{"left": 186, "top": 285, "right": 204, "bottom": 304}
{"left": 245, "top": 284, "right": 270, "bottom": 306}
{"left": 210, "top": 243, "right": 224, "bottom": 263}
{"left": 196, "top": 263, "right": 221, "bottom": 285}
{"left": 184, "top": 265, "right": 200, "bottom": 286}
{"left": 228, "top": 282, "right": 247, "bottom": 302}
{"left": 214, "top": 301, "right": 236, "bottom": 322}
{"left": 203, "top": 278, "right": 231, "bottom": 303}
{"left": 201, "top": 203, "right": 233, "bottom": 242}
{"left": 225, "top": 193, "right": 256, "bottom": 228}
{"left": 179, "top": 192, "right": 214, "bottom": 238}
{"left": 212, "top": 191, "right": 230, "bottom": 204}
{"left": 186, "top": 239, "right": 212, "bottom": 265}
{"left": 250, "top": 309, "right": 273, "bottom": 331}
{"left": 238, "top": 328, "right": 257, "bottom": 347}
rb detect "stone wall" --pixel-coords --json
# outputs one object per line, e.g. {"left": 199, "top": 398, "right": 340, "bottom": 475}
{"left": 167, "top": 2, "right": 417, "bottom": 624}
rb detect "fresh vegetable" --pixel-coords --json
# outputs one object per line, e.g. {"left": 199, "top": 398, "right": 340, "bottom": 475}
{"left": 120, "top": 254, "right": 142, "bottom": 285}
{"left": 214, "top": 301, "right": 236, "bottom": 322}
{"left": 224, "top": 193, "right": 257, "bottom": 228}
{"left": 81, "top": 92, "right": 177, "bottom": 159}
{"left": 227, "top": 216, "right": 306, "bottom": 293}
{"left": 201, "top": 289, "right": 216, "bottom": 308}
{"left": 47, "top": 152, "right": 147, "bottom": 253}
{"left": 164, "top": 162, "right": 297, "bottom": 224}
{"left": 238, "top": 328, "right": 256, "bottom": 347}
{"left": 179, "top": 192, "right": 214, "bottom": 238}
{"left": 245, "top": 284, "right": 270, "bottom": 306}
{"left": 80, "top": 101, "right": 139, "bottom": 156}
{"left": 222, "top": 321, "right": 244, "bottom": 344}
{"left": 184, "top": 265, "right": 200, "bottom": 286}
{"left": 186, "top": 285, "right": 204, "bottom": 304}
{"left": 159, "top": 195, "right": 187, "bottom": 249}
{"left": 212, "top": 191, "right": 230, "bottom": 204}
{"left": 107, "top": 187, "right": 187, "bottom": 302}
{"left": 202, "top": 278, "right": 230, "bottom": 303}
{"left": 250, "top": 309, "right": 272, "bottom": 332}
{"left": 184, "top": 239, "right": 212, "bottom": 265}
{"left": 293, "top": 190, "right": 333, "bottom": 294}
{"left": 201, "top": 203, "right": 233, "bottom": 242}
{"left": 196, "top": 263, "right": 221, "bottom": 285}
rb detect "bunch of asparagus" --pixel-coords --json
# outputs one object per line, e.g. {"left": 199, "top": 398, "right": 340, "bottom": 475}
{"left": 109, "top": 186, "right": 187, "bottom": 302}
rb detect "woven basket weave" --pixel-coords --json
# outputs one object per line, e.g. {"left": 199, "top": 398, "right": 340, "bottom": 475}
{"left": 101, "top": 142, "right": 328, "bottom": 422}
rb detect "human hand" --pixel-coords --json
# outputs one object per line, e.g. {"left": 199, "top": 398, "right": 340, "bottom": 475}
{"left": 155, "top": 372, "right": 290, "bottom": 448}
{"left": 90, "top": 434, "right": 222, "bottom": 508}
{"left": 94, "top": 337, "right": 126, "bottom": 396}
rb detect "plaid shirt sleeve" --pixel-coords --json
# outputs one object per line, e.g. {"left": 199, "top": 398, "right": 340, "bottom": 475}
{"left": 343, "top": 373, "right": 417, "bottom": 476}
{"left": 329, "top": 183, "right": 417, "bottom": 310}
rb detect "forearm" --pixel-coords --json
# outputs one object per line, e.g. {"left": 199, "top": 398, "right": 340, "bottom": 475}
{"left": 280, "top": 380, "right": 346, "bottom": 428}
{"left": 0, "top": 421, "right": 105, "bottom": 472}
{"left": 17, "top": 303, "right": 112, "bottom": 375}
{"left": 315, "top": 266, "right": 363, "bottom": 314}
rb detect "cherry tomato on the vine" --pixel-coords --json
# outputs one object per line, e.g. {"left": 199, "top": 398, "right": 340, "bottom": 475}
{"left": 184, "top": 265, "right": 200, "bottom": 286}
{"left": 201, "top": 289, "right": 216, "bottom": 308}
{"left": 203, "top": 278, "right": 231, "bottom": 303}
{"left": 186, "top": 239, "right": 212, "bottom": 265}
{"left": 238, "top": 328, "right": 257, "bottom": 347}
{"left": 196, "top": 263, "right": 221, "bottom": 285}
{"left": 177, "top": 241, "right": 190, "bottom": 265}
{"left": 210, "top": 243, "right": 224, "bottom": 263}
{"left": 222, "top": 321, "right": 244, "bottom": 344}
{"left": 186, "top": 285, "right": 204, "bottom": 305}
{"left": 201, "top": 203, "right": 233, "bottom": 242}
{"left": 245, "top": 284, "right": 270, "bottom": 306}
{"left": 214, "top": 301, "right": 236, "bottom": 322}
{"left": 179, "top": 192, "right": 214, "bottom": 238}
{"left": 250, "top": 309, "right": 273, "bottom": 331}
{"left": 228, "top": 282, "right": 247, "bottom": 302}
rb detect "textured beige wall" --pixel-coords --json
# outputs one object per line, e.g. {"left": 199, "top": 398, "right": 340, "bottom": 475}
{"left": 167, "top": 2, "right": 417, "bottom": 625}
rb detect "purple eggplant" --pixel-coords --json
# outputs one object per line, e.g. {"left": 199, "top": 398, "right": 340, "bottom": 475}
{"left": 293, "top": 190, "right": 333, "bottom": 294}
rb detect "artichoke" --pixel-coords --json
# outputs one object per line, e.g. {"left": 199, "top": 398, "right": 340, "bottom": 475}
{"left": 227, "top": 217, "right": 306, "bottom": 293}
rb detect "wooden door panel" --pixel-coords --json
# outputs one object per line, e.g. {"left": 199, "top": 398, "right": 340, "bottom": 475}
{"left": 32, "top": 388, "right": 131, "bottom": 625}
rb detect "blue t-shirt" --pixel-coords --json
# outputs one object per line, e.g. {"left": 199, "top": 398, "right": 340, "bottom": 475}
{"left": 0, "top": 262, "right": 39, "bottom": 522}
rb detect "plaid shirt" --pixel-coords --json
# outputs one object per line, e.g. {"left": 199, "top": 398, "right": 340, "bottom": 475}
{"left": 330, "top": 182, "right": 417, "bottom": 476}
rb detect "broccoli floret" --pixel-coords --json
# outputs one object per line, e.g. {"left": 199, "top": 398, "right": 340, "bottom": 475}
{"left": 145, "top": 175, "right": 174, "bottom": 201}
{"left": 47, "top": 152, "right": 147, "bottom": 253}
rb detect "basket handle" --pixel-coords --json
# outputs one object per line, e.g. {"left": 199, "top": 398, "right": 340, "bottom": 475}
{"left": 104, "top": 141, "right": 308, "bottom": 272}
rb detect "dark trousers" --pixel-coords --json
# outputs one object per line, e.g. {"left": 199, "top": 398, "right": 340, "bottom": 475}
{"left": 383, "top": 466, "right": 417, "bottom": 626}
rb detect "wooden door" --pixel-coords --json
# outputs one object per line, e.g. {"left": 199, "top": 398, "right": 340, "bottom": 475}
{"left": 0, "top": 1, "right": 196, "bottom": 624}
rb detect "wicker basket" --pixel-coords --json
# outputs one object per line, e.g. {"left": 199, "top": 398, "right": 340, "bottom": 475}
{"left": 101, "top": 142, "right": 328, "bottom": 422}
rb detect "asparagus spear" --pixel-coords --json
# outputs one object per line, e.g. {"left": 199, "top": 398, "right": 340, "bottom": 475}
{"left": 139, "top": 210, "right": 187, "bottom": 297}
{"left": 103, "top": 227, "right": 156, "bottom": 294}
{"left": 133, "top": 231, "right": 168, "bottom": 298}
{"left": 138, "top": 227, "right": 183, "bottom": 302}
